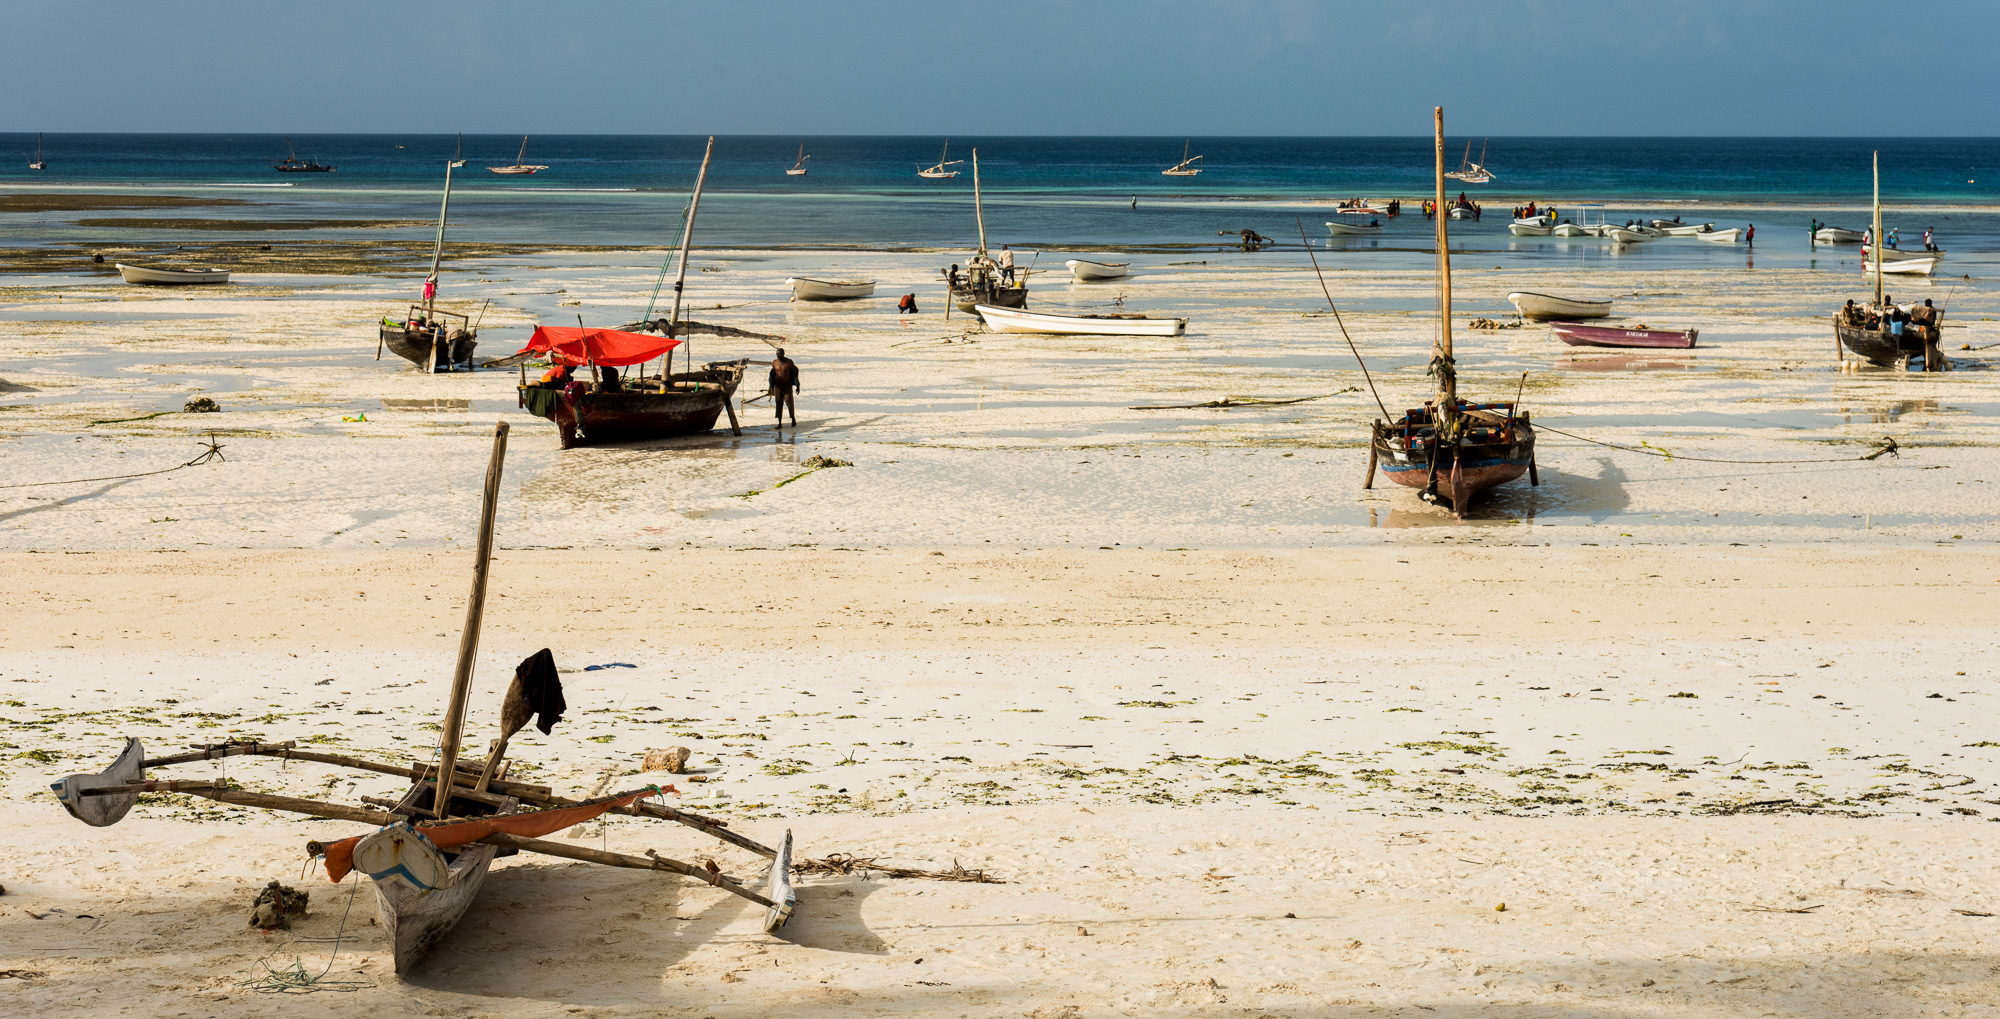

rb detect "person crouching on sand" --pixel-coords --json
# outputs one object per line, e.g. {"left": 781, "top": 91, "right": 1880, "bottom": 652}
{"left": 898, "top": 293, "right": 919, "bottom": 316}
{"left": 769, "top": 348, "right": 800, "bottom": 429}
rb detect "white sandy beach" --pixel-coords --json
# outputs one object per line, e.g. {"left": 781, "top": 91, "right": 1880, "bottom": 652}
{"left": 2, "top": 248, "right": 1998, "bottom": 1016}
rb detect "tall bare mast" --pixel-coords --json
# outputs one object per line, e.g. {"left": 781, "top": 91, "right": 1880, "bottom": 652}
{"left": 1433, "top": 106, "right": 1456, "bottom": 404}
{"left": 972, "top": 148, "right": 989, "bottom": 257}
{"left": 667, "top": 136, "right": 716, "bottom": 368}
{"left": 424, "top": 159, "right": 457, "bottom": 311}
{"left": 1872, "top": 150, "right": 1883, "bottom": 308}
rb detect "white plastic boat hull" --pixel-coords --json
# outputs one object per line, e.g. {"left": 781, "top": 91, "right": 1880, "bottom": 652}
{"left": 1323, "top": 221, "right": 1382, "bottom": 237}
{"left": 1658, "top": 224, "right": 1712, "bottom": 236}
{"left": 1863, "top": 256, "right": 1941, "bottom": 276}
{"left": 1605, "top": 228, "right": 1651, "bottom": 243}
{"left": 975, "top": 304, "right": 1186, "bottom": 337}
{"left": 1550, "top": 224, "right": 1588, "bottom": 237}
{"left": 1508, "top": 222, "right": 1552, "bottom": 236}
{"left": 1694, "top": 229, "right": 1742, "bottom": 243}
{"left": 785, "top": 277, "right": 877, "bottom": 300}
{"left": 1507, "top": 291, "right": 1613, "bottom": 320}
{"left": 1815, "top": 227, "right": 1864, "bottom": 244}
{"left": 1448, "top": 207, "right": 1477, "bottom": 219}
{"left": 115, "top": 263, "right": 231, "bottom": 285}
{"left": 1064, "top": 259, "right": 1132, "bottom": 281}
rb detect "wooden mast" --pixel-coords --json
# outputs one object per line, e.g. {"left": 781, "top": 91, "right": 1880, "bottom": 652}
{"left": 973, "top": 148, "right": 989, "bottom": 257}
{"left": 1872, "top": 150, "right": 1883, "bottom": 309}
{"left": 424, "top": 159, "right": 456, "bottom": 313}
{"left": 1433, "top": 106, "right": 1456, "bottom": 405}
{"left": 432, "top": 422, "right": 510, "bottom": 817}
{"left": 666, "top": 136, "right": 715, "bottom": 377}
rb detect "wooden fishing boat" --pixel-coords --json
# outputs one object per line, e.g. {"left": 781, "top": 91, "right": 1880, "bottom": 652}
{"left": 1552, "top": 322, "right": 1698, "bottom": 348}
{"left": 786, "top": 277, "right": 876, "bottom": 300}
{"left": 380, "top": 159, "right": 480, "bottom": 372}
{"left": 918, "top": 139, "right": 962, "bottom": 178}
{"left": 1064, "top": 259, "right": 1132, "bottom": 281}
{"left": 1507, "top": 291, "right": 1611, "bottom": 320}
{"left": 1836, "top": 152, "right": 1948, "bottom": 371}
{"left": 521, "top": 359, "right": 749, "bottom": 448}
{"left": 1694, "top": 227, "right": 1741, "bottom": 243}
{"left": 49, "top": 425, "right": 799, "bottom": 976}
{"left": 1162, "top": 140, "right": 1203, "bottom": 176}
{"left": 115, "top": 263, "right": 231, "bottom": 285}
{"left": 1815, "top": 226, "right": 1865, "bottom": 244}
{"left": 29, "top": 132, "right": 46, "bottom": 171}
{"left": 274, "top": 135, "right": 334, "bottom": 173}
{"left": 490, "top": 136, "right": 548, "bottom": 175}
{"left": 786, "top": 142, "right": 810, "bottom": 176}
{"left": 945, "top": 148, "right": 1030, "bottom": 311}
{"left": 1366, "top": 107, "right": 1536, "bottom": 518}
{"left": 975, "top": 304, "right": 1186, "bottom": 337}
{"left": 1324, "top": 220, "right": 1383, "bottom": 237}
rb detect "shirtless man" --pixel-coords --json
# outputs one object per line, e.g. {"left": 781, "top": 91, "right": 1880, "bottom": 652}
{"left": 769, "top": 348, "right": 800, "bottom": 428}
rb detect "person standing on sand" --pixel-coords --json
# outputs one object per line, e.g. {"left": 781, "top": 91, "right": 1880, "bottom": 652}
{"left": 1745, "top": 223, "right": 1754, "bottom": 248}
{"left": 769, "top": 348, "right": 799, "bottom": 429}
{"left": 1131, "top": 195, "right": 1137, "bottom": 210}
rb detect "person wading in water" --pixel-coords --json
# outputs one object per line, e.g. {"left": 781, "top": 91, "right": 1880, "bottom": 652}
{"left": 769, "top": 348, "right": 800, "bottom": 429}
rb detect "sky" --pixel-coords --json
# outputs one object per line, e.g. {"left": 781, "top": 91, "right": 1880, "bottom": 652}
{"left": 7, "top": 0, "right": 1998, "bottom": 136}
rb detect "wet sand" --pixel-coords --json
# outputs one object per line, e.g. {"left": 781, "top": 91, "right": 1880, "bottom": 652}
{"left": 1, "top": 248, "right": 1996, "bottom": 1015}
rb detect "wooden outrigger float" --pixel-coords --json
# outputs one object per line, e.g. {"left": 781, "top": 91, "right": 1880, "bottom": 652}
{"left": 51, "top": 422, "right": 795, "bottom": 975}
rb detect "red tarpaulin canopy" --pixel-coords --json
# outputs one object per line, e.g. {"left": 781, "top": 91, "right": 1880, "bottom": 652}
{"left": 518, "top": 326, "right": 680, "bottom": 367}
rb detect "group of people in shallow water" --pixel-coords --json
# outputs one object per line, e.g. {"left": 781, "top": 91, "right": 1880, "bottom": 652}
{"left": 1420, "top": 194, "right": 1481, "bottom": 219}
{"left": 1840, "top": 296, "right": 1948, "bottom": 371}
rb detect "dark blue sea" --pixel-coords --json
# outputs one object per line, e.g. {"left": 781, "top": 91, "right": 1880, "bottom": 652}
{"left": 4, "top": 134, "right": 1998, "bottom": 256}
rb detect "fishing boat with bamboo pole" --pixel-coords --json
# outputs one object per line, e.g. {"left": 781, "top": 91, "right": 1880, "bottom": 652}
{"left": 1162, "top": 139, "right": 1203, "bottom": 176}
{"left": 49, "top": 423, "right": 797, "bottom": 975}
{"left": 945, "top": 148, "right": 1029, "bottom": 312}
{"left": 786, "top": 141, "right": 810, "bottom": 176}
{"left": 379, "top": 158, "right": 482, "bottom": 372}
{"left": 1365, "top": 108, "right": 1538, "bottom": 517}
{"left": 1834, "top": 151, "right": 1947, "bottom": 371}
{"left": 515, "top": 137, "right": 764, "bottom": 447}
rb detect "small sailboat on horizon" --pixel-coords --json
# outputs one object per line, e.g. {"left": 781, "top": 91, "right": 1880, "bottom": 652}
{"left": 786, "top": 141, "right": 810, "bottom": 176}
{"left": 489, "top": 135, "right": 549, "bottom": 175}
{"left": 29, "top": 133, "right": 46, "bottom": 171}
{"left": 918, "top": 139, "right": 963, "bottom": 179}
{"left": 1162, "top": 139, "right": 1203, "bottom": 176}
{"left": 1444, "top": 139, "right": 1493, "bottom": 184}
{"left": 274, "top": 135, "right": 334, "bottom": 173}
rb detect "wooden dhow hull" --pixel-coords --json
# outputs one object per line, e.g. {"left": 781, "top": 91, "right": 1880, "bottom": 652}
{"left": 949, "top": 282, "right": 1027, "bottom": 311}
{"left": 382, "top": 325, "right": 478, "bottom": 369}
{"left": 1371, "top": 403, "right": 1536, "bottom": 515}
{"left": 520, "top": 363, "right": 745, "bottom": 448}
{"left": 1836, "top": 318, "right": 1929, "bottom": 368}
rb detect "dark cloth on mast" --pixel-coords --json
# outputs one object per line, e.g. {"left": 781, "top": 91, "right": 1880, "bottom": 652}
{"left": 512, "top": 649, "right": 567, "bottom": 735}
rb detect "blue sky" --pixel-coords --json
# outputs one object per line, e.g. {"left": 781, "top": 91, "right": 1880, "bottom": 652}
{"left": 8, "top": 0, "right": 1996, "bottom": 135}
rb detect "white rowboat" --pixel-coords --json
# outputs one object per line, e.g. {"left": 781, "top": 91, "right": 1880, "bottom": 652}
{"left": 975, "top": 304, "right": 1186, "bottom": 337}
{"left": 785, "top": 277, "right": 877, "bottom": 301}
{"left": 1694, "top": 228, "right": 1742, "bottom": 243}
{"left": 1863, "top": 254, "right": 1942, "bottom": 276}
{"left": 1816, "top": 227, "right": 1865, "bottom": 244}
{"left": 1507, "top": 291, "right": 1613, "bottom": 320}
{"left": 116, "top": 263, "right": 231, "bottom": 285}
{"left": 1551, "top": 223, "right": 1588, "bottom": 237}
{"left": 1508, "top": 219, "right": 1552, "bottom": 237}
{"left": 1064, "top": 259, "right": 1132, "bottom": 281}
{"left": 1323, "top": 220, "right": 1383, "bottom": 236}
{"left": 1605, "top": 227, "right": 1651, "bottom": 243}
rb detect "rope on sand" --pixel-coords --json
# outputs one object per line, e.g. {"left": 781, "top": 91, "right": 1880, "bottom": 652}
{"left": 1535, "top": 425, "right": 1899, "bottom": 464}
{"left": 0, "top": 435, "right": 224, "bottom": 490}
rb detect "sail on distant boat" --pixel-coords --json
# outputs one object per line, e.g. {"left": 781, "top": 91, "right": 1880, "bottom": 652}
{"left": 29, "top": 133, "right": 46, "bottom": 171}
{"left": 1445, "top": 139, "right": 1493, "bottom": 183}
{"left": 918, "top": 139, "right": 962, "bottom": 179}
{"left": 786, "top": 141, "right": 810, "bottom": 176}
{"left": 490, "top": 136, "right": 549, "bottom": 175}
{"left": 274, "top": 135, "right": 334, "bottom": 173}
{"left": 1162, "top": 139, "right": 1203, "bottom": 176}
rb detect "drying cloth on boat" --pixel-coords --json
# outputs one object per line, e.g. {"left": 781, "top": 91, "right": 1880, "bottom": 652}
{"left": 519, "top": 326, "right": 680, "bottom": 367}
{"left": 320, "top": 790, "right": 658, "bottom": 882}
{"left": 519, "top": 385, "right": 563, "bottom": 419}
{"left": 515, "top": 648, "right": 567, "bottom": 734}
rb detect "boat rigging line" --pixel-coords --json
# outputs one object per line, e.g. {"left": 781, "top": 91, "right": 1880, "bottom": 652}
{"left": 1295, "top": 217, "right": 1391, "bottom": 421}
{"left": 0, "top": 434, "right": 225, "bottom": 489}
{"left": 1533, "top": 425, "right": 1899, "bottom": 464}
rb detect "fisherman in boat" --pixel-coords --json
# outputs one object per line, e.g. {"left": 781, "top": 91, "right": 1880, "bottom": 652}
{"left": 1923, "top": 227, "right": 1936, "bottom": 252}
{"left": 997, "top": 244, "right": 1015, "bottom": 285}
{"left": 769, "top": 348, "right": 800, "bottom": 429}
{"left": 1910, "top": 298, "right": 1944, "bottom": 370}
{"left": 946, "top": 264, "right": 961, "bottom": 289}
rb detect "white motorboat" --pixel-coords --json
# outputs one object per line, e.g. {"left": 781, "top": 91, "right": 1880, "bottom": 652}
{"left": 1064, "top": 259, "right": 1132, "bottom": 281}
{"left": 786, "top": 277, "right": 877, "bottom": 300}
{"left": 918, "top": 138, "right": 962, "bottom": 179}
{"left": 975, "top": 304, "right": 1186, "bottom": 337}
{"left": 1507, "top": 291, "right": 1612, "bottom": 320}
{"left": 115, "top": 263, "right": 231, "bottom": 285}
{"left": 1324, "top": 220, "right": 1383, "bottom": 236}
{"left": 1551, "top": 223, "right": 1589, "bottom": 237}
{"left": 1658, "top": 223, "right": 1713, "bottom": 236}
{"left": 1448, "top": 205, "right": 1478, "bottom": 220}
{"left": 1816, "top": 226, "right": 1865, "bottom": 244}
{"left": 1162, "top": 140, "right": 1203, "bottom": 176}
{"left": 1694, "top": 228, "right": 1742, "bottom": 243}
{"left": 489, "top": 136, "right": 548, "bottom": 175}
{"left": 1605, "top": 227, "right": 1652, "bottom": 243}
{"left": 1508, "top": 218, "right": 1552, "bottom": 237}
{"left": 1862, "top": 249, "right": 1942, "bottom": 276}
